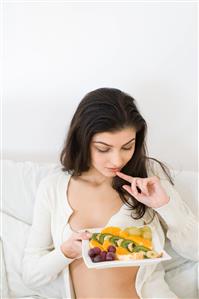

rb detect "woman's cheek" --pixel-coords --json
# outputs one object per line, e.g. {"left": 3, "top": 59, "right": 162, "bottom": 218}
{"left": 126, "top": 149, "right": 135, "bottom": 161}
{"left": 93, "top": 152, "right": 106, "bottom": 164}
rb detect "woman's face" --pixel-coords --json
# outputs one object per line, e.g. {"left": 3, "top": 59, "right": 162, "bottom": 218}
{"left": 90, "top": 127, "right": 136, "bottom": 177}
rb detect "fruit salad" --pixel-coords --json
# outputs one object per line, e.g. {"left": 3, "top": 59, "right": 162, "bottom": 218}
{"left": 88, "top": 226, "right": 163, "bottom": 263}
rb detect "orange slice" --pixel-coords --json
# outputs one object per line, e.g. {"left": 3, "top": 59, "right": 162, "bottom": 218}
{"left": 89, "top": 239, "right": 104, "bottom": 251}
{"left": 126, "top": 235, "right": 152, "bottom": 250}
{"left": 116, "top": 246, "right": 130, "bottom": 255}
{"left": 101, "top": 226, "right": 122, "bottom": 236}
{"left": 119, "top": 231, "right": 129, "bottom": 239}
{"left": 102, "top": 240, "right": 112, "bottom": 251}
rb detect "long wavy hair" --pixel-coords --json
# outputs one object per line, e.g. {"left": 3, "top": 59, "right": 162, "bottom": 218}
{"left": 60, "top": 87, "right": 173, "bottom": 220}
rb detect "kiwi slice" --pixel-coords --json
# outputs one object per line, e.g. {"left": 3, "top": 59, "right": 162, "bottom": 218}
{"left": 133, "top": 245, "right": 149, "bottom": 252}
{"left": 120, "top": 239, "right": 132, "bottom": 248}
{"left": 116, "top": 238, "right": 125, "bottom": 247}
{"left": 104, "top": 234, "right": 113, "bottom": 241}
{"left": 128, "top": 242, "right": 136, "bottom": 252}
{"left": 91, "top": 233, "right": 100, "bottom": 241}
{"left": 110, "top": 236, "right": 120, "bottom": 246}
{"left": 98, "top": 233, "right": 111, "bottom": 244}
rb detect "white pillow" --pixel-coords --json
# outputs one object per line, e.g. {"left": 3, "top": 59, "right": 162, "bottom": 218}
{"left": 163, "top": 238, "right": 198, "bottom": 299}
{"left": 0, "top": 238, "right": 9, "bottom": 298}
{"left": 2, "top": 160, "right": 62, "bottom": 224}
{"left": 1, "top": 211, "right": 65, "bottom": 298}
{"left": 1, "top": 211, "right": 36, "bottom": 297}
{"left": 159, "top": 169, "right": 198, "bottom": 298}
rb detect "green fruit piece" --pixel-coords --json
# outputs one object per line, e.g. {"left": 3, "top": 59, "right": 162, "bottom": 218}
{"left": 124, "top": 226, "right": 142, "bottom": 236}
{"left": 127, "top": 242, "right": 135, "bottom": 252}
{"left": 91, "top": 233, "right": 100, "bottom": 241}
{"left": 104, "top": 234, "right": 113, "bottom": 241}
{"left": 110, "top": 236, "right": 120, "bottom": 246}
{"left": 99, "top": 233, "right": 111, "bottom": 244}
{"left": 133, "top": 245, "right": 149, "bottom": 252}
{"left": 95, "top": 233, "right": 101, "bottom": 242}
{"left": 121, "top": 240, "right": 134, "bottom": 252}
{"left": 121, "top": 240, "right": 132, "bottom": 249}
{"left": 142, "top": 231, "right": 152, "bottom": 240}
{"left": 116, "top": 238, "right": 125, "bottom": 246}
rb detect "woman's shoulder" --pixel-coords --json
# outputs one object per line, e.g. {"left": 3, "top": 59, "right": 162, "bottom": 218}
{"left": 146, "top": 158, "right": 173, "bottom": 181}
{"left": 38, "top": 169, "right": 70, "bottom": 190}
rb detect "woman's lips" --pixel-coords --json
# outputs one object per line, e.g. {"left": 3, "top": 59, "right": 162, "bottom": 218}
{"left": 107, "top": 167, "right": 121, "bottom": 172}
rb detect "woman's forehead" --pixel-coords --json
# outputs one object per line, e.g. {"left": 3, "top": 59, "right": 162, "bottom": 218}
{"left": 92, "top": 128, "right": 136, "bottom": 144}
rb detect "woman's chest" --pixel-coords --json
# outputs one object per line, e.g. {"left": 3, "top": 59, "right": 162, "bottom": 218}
{"left": 67, "top": 181, "right": 124, "bottom": 231}
{"left": 66, "top": 177, "right": 145, "bottom": 232}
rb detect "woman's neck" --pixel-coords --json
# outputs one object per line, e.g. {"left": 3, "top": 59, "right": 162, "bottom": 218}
{"left": 77, "top": 168, "right": 113, "bottom": 187}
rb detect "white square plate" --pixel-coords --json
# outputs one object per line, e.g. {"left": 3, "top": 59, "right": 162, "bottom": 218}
{"left": 82, "top": 226, "right": 171, "bottom": 269}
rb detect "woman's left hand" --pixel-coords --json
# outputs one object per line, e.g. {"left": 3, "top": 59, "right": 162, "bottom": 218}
{"left": 116, "top": 171, "right": 170, "bottom": 209}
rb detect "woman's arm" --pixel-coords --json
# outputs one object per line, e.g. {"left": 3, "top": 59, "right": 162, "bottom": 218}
{"left": 22, "top": 179, "right": 74, "bottom": 289}
{"left": 148, "top": 161, "right": 198, "bottom": 262}
{"left": 116, "top": 163, "right": 198, "bottom": 262}
{"left": 154, "top": 176, "right": 198, "bottom": 262}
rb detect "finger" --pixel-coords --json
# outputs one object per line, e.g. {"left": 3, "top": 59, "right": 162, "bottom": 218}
{"left": 132, "top": 178, "right": 139, "bottom": 196}
{"left": 81, "top": 232, "right": 92, "bottom": 240}
{"left": 123, "top": 180, "right": 139, "bottom": 198}
{"left": 76, "top": 231, "right": 92, "bottom": 240}
{"left": 142, "top": 180, "right": 150, "bottom": 196}
{"left": 122, "top": 185, "right": 134, "bottom": 196}
{"left": 116, "top": 171, "right": 134, "bottom": 183}
{"left": 76, "top": 236, "right": 88, "bottom": 241}
{"left": 136, "top": 179, "right": 149, "bottom": 196}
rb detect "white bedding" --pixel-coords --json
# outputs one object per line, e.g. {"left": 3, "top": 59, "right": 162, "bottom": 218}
{"left": 1, "top": 160, "right": 198, "bottom": 298}
{"left": 1, "top": 238, "right": 9, "bottom": 298}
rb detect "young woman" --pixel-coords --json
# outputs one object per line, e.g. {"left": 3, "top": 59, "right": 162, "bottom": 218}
{"left": 22, "top": 88, "right": 198, "bottom": 299}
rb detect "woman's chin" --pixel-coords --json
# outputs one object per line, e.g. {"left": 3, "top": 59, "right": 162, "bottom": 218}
{"left": 103, "top": 169, "right": 118, "bottom": 177}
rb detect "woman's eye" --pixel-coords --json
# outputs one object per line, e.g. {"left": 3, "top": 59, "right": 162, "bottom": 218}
{"left": 123, "top": 147, "right": 133, "bottom": 151}
{"left": 97, "top": 148, "right": 109, "bottom": 153}
{"left": 96, "top": 147, "right": 133, "bottom": 153}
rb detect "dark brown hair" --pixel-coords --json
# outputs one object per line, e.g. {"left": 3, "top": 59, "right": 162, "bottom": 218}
{"left": 60, "top": 87, "right": 173, "bottom": 219}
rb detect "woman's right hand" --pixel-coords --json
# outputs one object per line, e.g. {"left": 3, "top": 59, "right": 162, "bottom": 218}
{"left": 60, "top": 231, "right": 92, "bottom": 259}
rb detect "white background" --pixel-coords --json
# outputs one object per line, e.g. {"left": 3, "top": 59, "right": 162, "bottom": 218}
{"left": 3, "top": 1, "right": 197, "bottom": 172}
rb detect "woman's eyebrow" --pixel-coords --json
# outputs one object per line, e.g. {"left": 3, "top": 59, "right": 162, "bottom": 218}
{"left": 92, "top": 137, "right": 135, "bottom": 147}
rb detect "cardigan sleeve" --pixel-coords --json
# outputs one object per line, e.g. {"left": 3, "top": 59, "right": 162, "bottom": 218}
{"left": 22, "top": 179, "right": 74, "bottom": 289}
{"left": 141, "top": 263, "right": 179, "bottom": 299}
{"left": 150, "top": 162, "right": 198, "bottom": 262}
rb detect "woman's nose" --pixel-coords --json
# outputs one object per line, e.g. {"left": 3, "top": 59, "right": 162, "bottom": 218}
{"left": 110, "top": 153, "right": 123, "bottom": 167}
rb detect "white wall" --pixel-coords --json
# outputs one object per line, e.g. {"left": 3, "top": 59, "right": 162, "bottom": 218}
{"left": 3, "top": 1, "right": 197, "bottom": 172}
